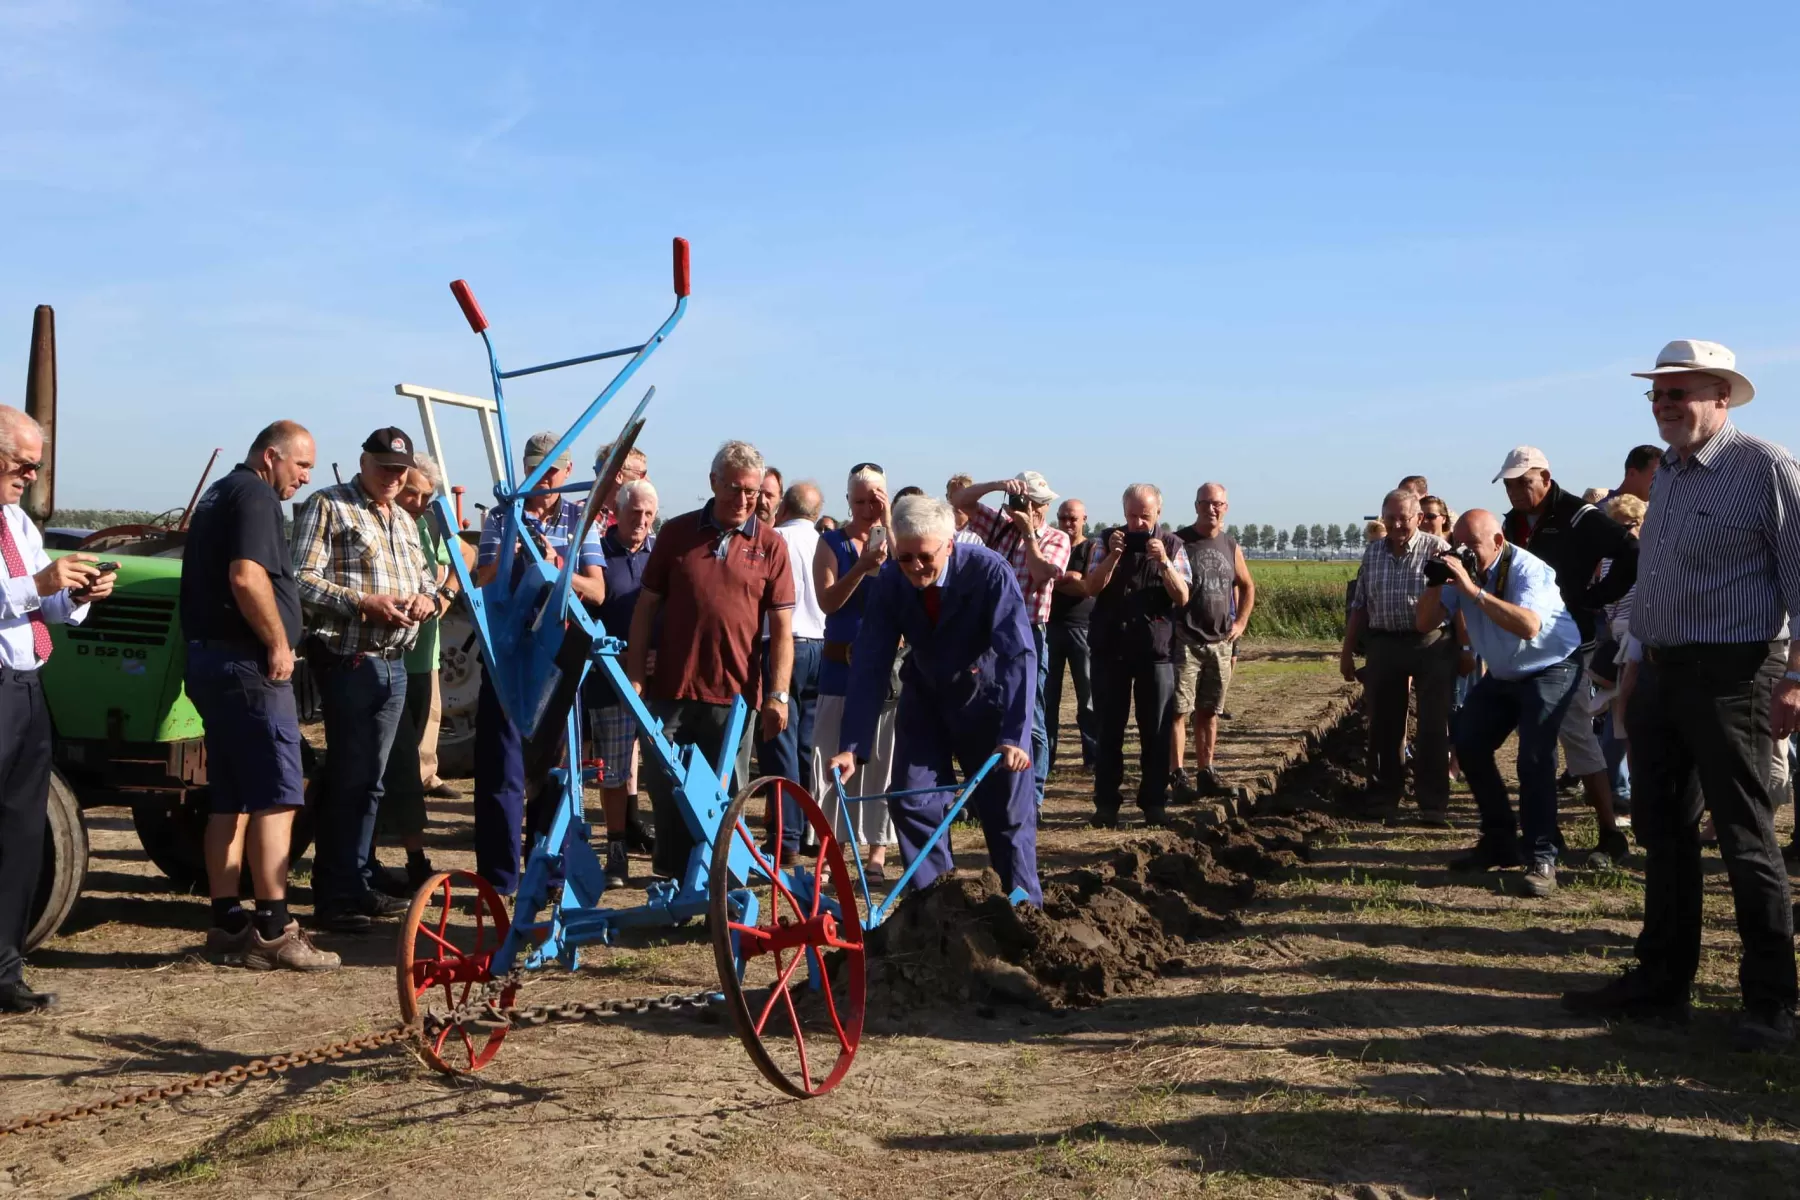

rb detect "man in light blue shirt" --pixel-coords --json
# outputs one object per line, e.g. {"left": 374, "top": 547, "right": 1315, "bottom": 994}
{"left": 1417, "top": 509, "right": 1581, "bottom": 896}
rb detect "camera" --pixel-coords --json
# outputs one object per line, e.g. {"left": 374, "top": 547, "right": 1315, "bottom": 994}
{"left": 1123, "top": 530, "right": 1153, "bottom": 554}
{"left": 1423, "top": 545, "right": 1482, "bottom": 587}
{"left": 1005, "top": 492, "right": 1033, "bottom": 513}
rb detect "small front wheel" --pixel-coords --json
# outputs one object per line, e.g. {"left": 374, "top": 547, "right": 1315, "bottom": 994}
{"left": 396, "top": 870, "right": 517, "bottom": 1074}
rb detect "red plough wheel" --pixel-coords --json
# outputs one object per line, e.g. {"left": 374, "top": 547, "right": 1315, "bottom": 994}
{"left": 396, "top": 869, "right": 518, "bottom": 1074}
{"left": 710, "top": 776, "right": 867, "bottom": 1099}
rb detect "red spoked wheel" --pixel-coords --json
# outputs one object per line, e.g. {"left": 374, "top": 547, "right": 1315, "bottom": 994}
{"left": 709, "top": 776, "right": 866, "bottom": 1099}
{"left": 396, "top": 869, "right": 518, "bottom": 1074}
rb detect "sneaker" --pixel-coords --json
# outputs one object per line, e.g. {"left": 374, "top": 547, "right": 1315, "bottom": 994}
{"left": 1447, "top": 840, "right": 1522, "bottom": 872}
{"left": 1518, "top": 861, "right": 1558, "bottom": 897}
{"left": 312, "top": 907, "right": 373, "bottom": 933}
{"left": 1585, "top": 828, "right": 1631, "bottom": 871}
{"left": 1169, "top": 769, "right": 1199, "bottom": 804}
{"left": 1141, "top": 807, "right": 1171, "bottom": 829}
{"left": 425, "top": 781, "right": 461, "bottom": 800}
{"left": 244, "top": 921, "right": 342, "bottom": 972}
{"left": 1734, "top": 1006, "right": 1796, "bottom": 1053}
{"left": 604, "top": 840, "right": 630, "bottom": 889}
{"left": 1561, "top": 967, "right": 1690, "bottom": 1023}
{"left": 1556, "top": 771, "right": 1579, "bottom": 793}
{"left": 205, "top": 923, "right": 253, "bottom": 966}
{"left": 365, "top": 888, "right": 409, "bottom": 917}
{"left": 1196, "top": 767, "right": 1227, "bottom": 796}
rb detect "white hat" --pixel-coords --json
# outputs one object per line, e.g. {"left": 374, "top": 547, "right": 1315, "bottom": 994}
{"left": 1493, "top": 445, "right": 1550, "bottom": 483}
{"left": 1014, "top": 470, "right": 1057, "bottom": 504}
{"left": 1631, "top": 339, "right": 1754, "bottom": 408}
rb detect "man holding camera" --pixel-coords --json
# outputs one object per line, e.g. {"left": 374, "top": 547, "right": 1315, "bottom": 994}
{"left": 1417, "top": 510, "right": 1581, "bottom": 896}
{"left": 1341, "top": 489, "right": 1456, "bottom": 821}
{"left": 950, "top": 472, "right": 1072, "bottom": 807}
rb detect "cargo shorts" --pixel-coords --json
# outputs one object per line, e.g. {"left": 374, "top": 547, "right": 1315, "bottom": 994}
{"left": 185, "top": 643, "right": 306, "bottom": 814}
{"left": 1174, "top": 639, "right": 1233, "bottom": 717}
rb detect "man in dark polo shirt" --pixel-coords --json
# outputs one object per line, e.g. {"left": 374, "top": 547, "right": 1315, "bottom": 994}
{"left": 627, "top": 440, "right": 795, "bottom": 880}
{"left": 180, "top": 420, "right": 339, "bottom": 972}
{"left": 588, "top": 477, "right": 658, "bottom": 887}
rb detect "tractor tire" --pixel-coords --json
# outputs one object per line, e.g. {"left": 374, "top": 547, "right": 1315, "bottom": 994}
{"left": 435, "top": 607, "right": 482, "bottom": 778}
{"left": 132, "top": 789, "right": 316, "bottom": 895}
{"left": 26, "top": 772, "right": 88, "bottom": 952}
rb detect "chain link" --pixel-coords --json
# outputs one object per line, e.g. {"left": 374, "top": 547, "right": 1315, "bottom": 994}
{"left": 0, "top": 981, "right": 722, "bottom": 1140}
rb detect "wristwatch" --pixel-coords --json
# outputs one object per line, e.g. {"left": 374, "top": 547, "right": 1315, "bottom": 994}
{"left": 769, "top": 690, "right": 790, "bottom": 705}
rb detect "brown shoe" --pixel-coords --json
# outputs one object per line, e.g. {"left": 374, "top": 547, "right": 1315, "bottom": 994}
{"left": 425, "top": 781, "right": 460, "bottom": 799}
{"left": 244, "top": 921, "right": 342, "bottom": 972}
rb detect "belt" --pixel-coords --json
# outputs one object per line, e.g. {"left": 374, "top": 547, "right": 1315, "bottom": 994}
{"left": 0, "top": 661, "right": 41, "bottom": 684}
{"left": 308, "top": 643, "right": 404, "bottom": 668}
{"left": 1644, "top": 641, "right": 1779, "bottom": 667}
{"left": 794, "top": 636, "right": 824, "bottom": 644}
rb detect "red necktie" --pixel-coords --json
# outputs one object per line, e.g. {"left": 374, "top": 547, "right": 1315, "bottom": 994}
{"left": 921, "top": 584, "right": 941, "bottom": 627}
{"left": 1, "top": 516, "right": 53, "bottom": 664}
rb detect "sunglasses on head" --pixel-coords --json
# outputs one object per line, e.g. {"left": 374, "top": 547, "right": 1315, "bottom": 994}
{"left": 850, "top": 461, "right": 884, "bottom": 475}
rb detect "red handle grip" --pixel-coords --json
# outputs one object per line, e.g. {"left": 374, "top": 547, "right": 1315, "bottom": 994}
{"left": 673, "top": 237, "right": 690, "bottom": 298}
{"left": 449, "top": 279, "right": 489, "bottom": 333}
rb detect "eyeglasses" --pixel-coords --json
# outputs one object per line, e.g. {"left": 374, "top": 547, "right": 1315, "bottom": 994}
{"left": 4, "top": 460, "right": 42, "bottom": 475}
{"left": 719, "top": 484, "right": 760, "bottom": 498}
{"left": 850, "top": 461, "right": 884, "bottom": 475}
{"left": 1646, "top": 386, "right": 1723, "bottom": 404}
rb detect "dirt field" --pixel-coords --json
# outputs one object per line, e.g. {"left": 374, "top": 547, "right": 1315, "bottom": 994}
{"left": 4, "top": 646, "right": 1798, "bottom": 1199}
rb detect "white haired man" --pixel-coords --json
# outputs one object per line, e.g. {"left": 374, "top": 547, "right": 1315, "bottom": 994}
{"left": 1565, "top": 340, "right": 1799, "bottom": 1050}
{"left": 1341, "top": 489, "right": 1456, "bottom": 823}
{"left": 827, "top": 497, "right": 1040, "bottom": 904}
{"left": 0, "top": 406, "right": 112, "bottom": 1009}
{"left": 949, "top": 471, "right": 1072, "bottom": 807}
{"left": 629, "top": 441, "right": 794, "bottom": 880}
{"left": 1080, "top": 484, "right": 1191, "bottom": 827}
{"left": 1170, "top": 483, "right": 1254, "bottom": 799}
{"left": 589, "top": 477, "right": 658, "bottom": 886}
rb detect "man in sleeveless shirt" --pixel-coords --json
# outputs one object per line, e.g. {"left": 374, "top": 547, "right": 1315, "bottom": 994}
{"left": 1170, "top": 483, "right": 1254, "bottom": 799}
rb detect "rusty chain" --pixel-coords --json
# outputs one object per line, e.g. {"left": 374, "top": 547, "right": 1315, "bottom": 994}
{"left": 0, "top": 982, "right": 723, "bottom": 1140}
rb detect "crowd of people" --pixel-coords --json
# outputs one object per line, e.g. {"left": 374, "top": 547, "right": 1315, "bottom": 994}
{"left": 0, "top": 335, "right": 1795, "bottom": 1054}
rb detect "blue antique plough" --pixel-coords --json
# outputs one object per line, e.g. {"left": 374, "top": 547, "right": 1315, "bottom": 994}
{"left": 391, "top": 240, "right": 998, "bottom": 1098}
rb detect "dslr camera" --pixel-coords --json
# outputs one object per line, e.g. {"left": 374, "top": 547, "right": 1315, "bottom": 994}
{"left": 1423, "top": 545, "right": 1482, "bottom": 587}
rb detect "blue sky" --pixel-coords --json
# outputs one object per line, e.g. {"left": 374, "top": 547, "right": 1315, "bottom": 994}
{"left": 4, "top": 0, "right": 1799, "bottom": 532}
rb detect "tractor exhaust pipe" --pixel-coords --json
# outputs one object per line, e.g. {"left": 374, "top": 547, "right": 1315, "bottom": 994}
{"left": 23, "top": 304, "right": 55, "bottom": 524}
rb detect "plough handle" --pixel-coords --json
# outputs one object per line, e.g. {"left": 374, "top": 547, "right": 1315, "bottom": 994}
{"left": 450, "top": 279, "right": 489, "bottom": 333}
{"left": 673, "top": 237, "right": 691, "bottom": 298}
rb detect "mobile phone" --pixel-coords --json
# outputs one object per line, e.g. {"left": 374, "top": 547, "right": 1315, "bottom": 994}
{"left": 95, "top": 561, "right": 121, "bottom": 575}
{"left": 868, "top": 525, "right": 887, "bottom": 552}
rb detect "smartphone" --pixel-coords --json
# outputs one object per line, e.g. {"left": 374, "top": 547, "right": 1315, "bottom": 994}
{"left": 868, "top": 525, "right": 887, "bottom": 552}
{"left": 95, "top": 561, "right": 121, "bottom": 575}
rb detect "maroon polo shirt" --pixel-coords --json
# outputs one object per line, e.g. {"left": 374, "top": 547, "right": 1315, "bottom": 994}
{"left": 642, "top": 502, "right": 794, "bottom": 707}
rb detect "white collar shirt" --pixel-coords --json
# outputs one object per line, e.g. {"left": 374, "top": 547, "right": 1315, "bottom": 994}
{"left": 0, "top": 505, "right": 91, "bottom": 671}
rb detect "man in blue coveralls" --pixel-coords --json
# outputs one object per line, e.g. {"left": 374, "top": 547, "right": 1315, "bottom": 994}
{"left": 826, "top": 496, "right": 1042, "bottom": 906}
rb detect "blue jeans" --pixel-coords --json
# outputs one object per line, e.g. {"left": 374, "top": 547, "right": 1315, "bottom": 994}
{"left": 759, "top": 637, "right": 823, "bottom": 855}
{"left": 314, "top": 654, "right": 407, "bottom": 910}
{"left": 1602, "top": 708, "right": 1631, "bottom": 802}
{"left": 1455, "top": 657, "right": 1580, "bottom": 866}
{"left": 473, "top": 673, "right": 525, "bottom": 894}
{"left": 1046, "top": 620, "right": 1096, "bottom": 769}
{"left": 1031, "top": 624, "right": 1050, "bottom": 804}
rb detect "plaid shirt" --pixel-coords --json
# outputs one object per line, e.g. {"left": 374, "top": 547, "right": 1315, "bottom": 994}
{"left": 477, "top": 497, "right": 603, "bottom": 572}
{"left": 1352, "top": 531, "right": 1449, "bottom": 632}
{"left": 292, "top": 478, "right": 437, "bottom": 655}
{"left": 967, "top": 502, "right": 1071, "bottom": 625}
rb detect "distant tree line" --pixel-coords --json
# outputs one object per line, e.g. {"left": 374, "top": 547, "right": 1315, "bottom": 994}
{"left": 1223, "top": 522, "right": 1365, "bottom": 554}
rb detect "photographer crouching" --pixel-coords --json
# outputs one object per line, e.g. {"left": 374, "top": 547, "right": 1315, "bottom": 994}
{"left": 1416, "top": 509, "right": 1581, "bottom": 897}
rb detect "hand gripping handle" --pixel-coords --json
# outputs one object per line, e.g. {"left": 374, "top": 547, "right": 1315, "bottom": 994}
{"left": 673, "top": 237, "right": 691, "bottom": 298}
{"left": 449, "top": 279, "right": 489, "bottom": 333}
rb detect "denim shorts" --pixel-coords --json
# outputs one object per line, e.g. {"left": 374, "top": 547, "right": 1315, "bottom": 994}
{"left": 185, "top": 643, "right": 305, "bottom": 814}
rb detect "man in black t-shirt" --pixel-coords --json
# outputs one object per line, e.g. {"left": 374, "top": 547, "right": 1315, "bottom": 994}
{"left": 179, "top": 420, "right": 338, "bottom": 972}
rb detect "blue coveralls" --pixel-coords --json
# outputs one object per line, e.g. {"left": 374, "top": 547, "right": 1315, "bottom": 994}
{"left": 839, "top": 544, "right": 1042, "bottom": 906}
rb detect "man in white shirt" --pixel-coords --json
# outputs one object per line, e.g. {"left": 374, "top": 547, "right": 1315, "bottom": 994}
{"left": 0, "top": 405, "right": 113, "bottom": 1012}
{"left": 759, "top": 482, "right": 827, "bottom": 857}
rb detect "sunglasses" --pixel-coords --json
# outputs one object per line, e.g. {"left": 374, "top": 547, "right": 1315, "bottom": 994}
{"left": 895, "top": 549, "right": 945, "bottom": 566}
{"left": 4, "top": 460, "right": 42, "bottom": 475}
{"left": 1646, "top": 386, "right": 1723, "bottom": 404}
{"left": 850, "top": 461, "right": 884, "bottom": 475}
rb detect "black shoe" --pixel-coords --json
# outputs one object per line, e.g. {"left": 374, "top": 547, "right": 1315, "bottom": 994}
{"left": 1447, "top": 840, "right": 1522, "bottom": 872}
{"left": 313, "top": 907, "right": 373, "bottom": 933}
{"left": 405, "top": 856, "right": 436, "bottom": 890}
{"left": 1517, "top": 861, "right": 1558, "bottom": 897}
{"left": 1141, "top": 807, "right": 1171, "bottom": 829}
{"left": 0, "top": 981, "right": 57, "bottom": 1013}
{"left": 1562, "top": 967, "right": 1690, "bottom": 1023}
{"left": 369, "top": 862, "right": 414, "bottom": 899}
{"left": 1586, "top": 829, "right": 1631, "bottom": 870}
{"left": 604, "top": 840, "right": 630, "bottom": 890}
{"left": 425, "top": 781, "right": 461, "bottom": 800}
{"left": 1196, "top": 767, "right": 1227, "bottom": 796}
{"left": 1089, "top": 809, "right": 1121, "bottom": 830}
{"left": 1169, "top": 769, "right": 1199, "bottom": 804}
{"left": 1556, "top": 771, "right": 1579, "bottom": 793}
{"left": 1734, "top": 1006, "right": 1796, "bottom": 1052}
{"left": 364, "top": 888, "right": 409, "bottom": 917}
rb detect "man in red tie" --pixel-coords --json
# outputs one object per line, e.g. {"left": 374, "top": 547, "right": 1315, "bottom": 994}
{"left": 827, "top": 496, "right": 1041, "bottom": 905}
{"left": 0, "top": 405, "right": 113, "bottom": 1012}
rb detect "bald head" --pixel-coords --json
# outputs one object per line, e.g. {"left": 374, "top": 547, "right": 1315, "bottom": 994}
{"left": 1453, "top": 508, "right": 1506, "bottom": 570}
{"left": 247, "top": 419, "right": 315, "bottom": 500}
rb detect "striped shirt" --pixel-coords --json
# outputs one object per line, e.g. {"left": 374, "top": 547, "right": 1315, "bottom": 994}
{"left": 966, "top": 503, "right": 1071, "bottom": 625}
{"left": 292, "top": 478, "right": 438, "bottom": 656}
{"left": 1633, "top": 420, "right": 1800, "bottom": 647}
{"left": 476, "top": 498, "right": 603, "bottom": 573}
{"left": 1351, "top": 532, "right": 1450, "bottom": 632}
